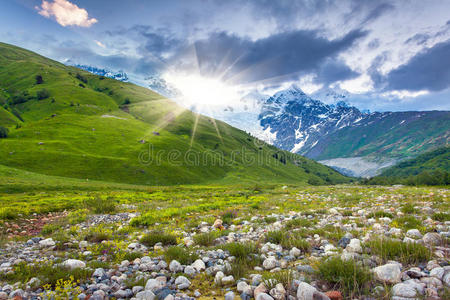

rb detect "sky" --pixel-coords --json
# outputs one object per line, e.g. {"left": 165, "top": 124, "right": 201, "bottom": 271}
{"left": 0, "top": 0, "right": 449, "bottom": 112}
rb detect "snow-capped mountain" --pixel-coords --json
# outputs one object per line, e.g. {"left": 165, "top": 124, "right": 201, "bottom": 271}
{"left": 144, "top": 76, "right": 180, "bottom": 98}
{"left": 74, "top": 65, "right": 129, "bottom": 82}
{"left": 259, "top": 85, "right": 366, "bottom": 153}
{"left": 256, "top": 85, "right": 449, "bottom": 177}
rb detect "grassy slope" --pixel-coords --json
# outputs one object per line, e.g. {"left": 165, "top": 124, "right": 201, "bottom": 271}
{"left": 0, "top": 42, "right": 349, "bottom": 185}
{"left": 380, "top": 146, "right": 449, "bottom": 177}
{"left": 307, "top": 112, "right": 450, "bottom": 160}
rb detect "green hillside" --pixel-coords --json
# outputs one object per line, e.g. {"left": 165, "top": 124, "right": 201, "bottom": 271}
{"left": 363, "top": 146, "right": 449, "bottom": 186}
{"left": 0, "top": 42, "right": 349, "bottom": 185}
{"left": 380, "top": 146, "right": 449, "bottom": 177}
{"left": 309, "top": 112, "right": 450, "bottom": 161}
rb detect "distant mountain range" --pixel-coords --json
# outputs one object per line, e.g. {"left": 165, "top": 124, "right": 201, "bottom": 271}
{"left": 256, "top": 86, "right": 449, "bottom": 177}
{"left": 70, "top": 66, "right": 450, "bottom": 178}
{"left": 74, "top": 65, "right": 129, "bottom": 82}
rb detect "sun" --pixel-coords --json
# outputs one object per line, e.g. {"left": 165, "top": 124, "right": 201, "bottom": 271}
{"left": 162, "top": 72, "right": 241, "bottom": 111}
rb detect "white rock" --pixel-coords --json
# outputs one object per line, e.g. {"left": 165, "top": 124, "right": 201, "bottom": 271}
{"left": 289, "top": 247, "right": 301, "bottom": 257}
{"left": 346, "top": 239, "right": 362, "bottom": 253}
{"left": 136, "top": 290, "right": 156, "bottom": 300}
{"left": 263, "top": 257, "right": 278, "bottom": 270}
{"left": 373, "top": 263, "right": 402, "bottom": 284}
{"left": 175, "top": 276, "right": 191, "bottom": 289}
{"left": 225, "top": 291, "right": 235, "bottom": 300}
{"left": 145, "top": 279, "right": 165, "bottom": 291}
{"left": 169, "top": 260, "right": 183, "bottom": 273}
{"left": 192, "top": 259, "right": 206, "bottom": 272}
{"left": 296, "top": 282, "right": 317, "bottom": 300}
{"left": 222, "top": 275, "right": 235, "bottom": 285}
{"left": 184, "top": 266, "right": 196, "bottom": 277}
{"left": 406, "top": 229, "right": 422, "bottom": 239}
{"left": 237, "top": 281, "right": 252, "bottom": 294}
{"left": 39, "top": 238, "right": 55, "bottom": 247}
{"left": 422, "top": 232, "right": 441, "bottom": 245}
{"left": 215, "top": 271, "right": 225, "bottom": 284}
{"left": 429, "top": 267, "right": 444, "bottom": 280}
{"left": 256, "top": 293, "right": 274, "bottom": 300}
{"left": 62, "top": 259, "right": 86, "bottom": 270}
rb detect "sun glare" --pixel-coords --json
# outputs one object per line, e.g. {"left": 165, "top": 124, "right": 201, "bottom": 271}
{"left": 162, "top": 72, "right": 241, "bottom": 110}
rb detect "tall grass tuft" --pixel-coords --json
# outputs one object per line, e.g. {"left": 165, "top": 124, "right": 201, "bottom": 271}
{"left": 364, "top": 238, "right": 432, "bottom": 264}
{"left": 316, "top": 256, "right": 372, "bottom": 297}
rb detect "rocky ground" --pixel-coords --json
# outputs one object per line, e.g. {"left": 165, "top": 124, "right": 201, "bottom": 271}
{"left": 0, "top": 186, "right": 448, "bottom": 299}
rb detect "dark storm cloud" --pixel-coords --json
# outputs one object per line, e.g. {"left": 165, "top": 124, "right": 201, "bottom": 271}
{"left": 385, "top": 40, "right": 450, "bottom": 91}
{"left": 193, "top": 29, "right": 366, "bottom": 84}
{"left": 315, "top": 59, "right": 359, "bottom": 85}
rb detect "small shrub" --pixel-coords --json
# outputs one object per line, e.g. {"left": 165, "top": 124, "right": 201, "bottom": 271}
{"left": 367, "top": 211, "right": 394, "bottom": 219}
{"left": 432, "top": 212, "right": 450, "bottom": 222}
{"left": 164, "top": 246, "right": 198, "bottom": 265}
{"left": 265, "top": 230, "right": 283, "bottom": 244}
{"left": 36, "top": 89, "right": 50, "bottom": 100}
{"left": 262, "top": 270, "right": 295, "bottom": 291}
{"left": 84, "top": 196, "right": 117, "bottom": 214}
{"left": 67, "top": 209, "right": 88, "bottom": 225}
{"left": 364, "top": 238, "right": 432, "bottom": 264}
{"left": 285, "top": 218, "right": 313, "bottom": 229}
{"left": 316, "top": 256, "right": 372, "bottom": 297}
{"left": 193, "top": 231, "right": 219, "bottom": 246}
{"left": 76, "top": 73, "right": 88, "bottom": 83}
{"left": 263, "top": 216, "right": 277, "bottom": 224}
{"left": 123, "top": 251, "right": 143, "bottom": 261}
{"left": 392, "top": 216, "right": 423, "bottom": 231}
{"left": 0, "top": 207, "right": 19, "bottom": 219}
{"left": 123, "top": 98, "right": 131, "bottom": 105}
{"left": 222, "top": 242, "right": 258, "bottom": 259}
{"left": 0, "top": 126, "right": 8, "bottom": 139}
{"left": 221, "top": 209, "right": 238, "bottom": 225}
{"left": 41, "top": 223, "right": 60, "bottom": 235}
{"left": 85, "top": 226, "right": 112, "bottom": 243}
{"left": 35, "top": 75, "right": 43, "bottom": 84}
{"left": 401, "top": 203, "right": 418, "bottom": 214}
{"left": 140, "top": 231, "right": 177, "bottom": 247}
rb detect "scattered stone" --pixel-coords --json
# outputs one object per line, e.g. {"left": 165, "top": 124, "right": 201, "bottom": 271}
{"left": 373, "top": 263, "right": 402, "bottom": 284}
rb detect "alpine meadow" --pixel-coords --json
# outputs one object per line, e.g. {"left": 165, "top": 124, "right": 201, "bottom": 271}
{"left": 0, "top": 1, "right": 449, "bottom": 300}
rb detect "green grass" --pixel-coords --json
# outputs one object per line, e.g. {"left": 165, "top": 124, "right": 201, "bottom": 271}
{"left": 0, "top": 262, "right": 91, "bottom": 287}
{"left": 140, "top": 231, "right": 178, "bottom": 247}
{"left": 164, "top": 246, "right": 198, "bottom": 265}
{"left": 0, "top": 42, "right": 350, "bottom": 186}
{"left": 364, "top": 238, "right": 432, "bottom": 265}
{"left": 316, "top": 256, "right": 372, "bottom": 297}
{"left": 193, "top": 231, "right": 220, "bottom": 246}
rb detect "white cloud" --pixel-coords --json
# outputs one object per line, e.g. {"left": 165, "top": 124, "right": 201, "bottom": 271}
{"left": 36, "top": 0, "right": 97, "bottom": 28}
{"left": 382, "top": 90, "right": 429, "bottom": 99}
{"left": 94, "top": 40, "right": 105, "bottom": 48}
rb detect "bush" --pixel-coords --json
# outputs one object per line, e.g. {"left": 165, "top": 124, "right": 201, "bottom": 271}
{"left": 35, "top": 75, "right": 43, "bottom": 84}
{"left": 193, "top": 231, "right": 219, "bottom": 246}
{"left": 432, "top": 212, "right": 450, "bottom": 222}
{"left": 123, "top": 98, "right": 131, "bottom": 105}
{"left": 84, "top": 225, "right": 112, "bottom": 243}
{"left": 140, "top": 231, "right": 177, "bottom": 247}
{"left": 164, "top": 246, "right": 198, "bottom": 265}
{"left": 0, "top": 262, "right": 91, "bottom": 287}
{"left": 222, "top": 242, "right": 258, "bottom": 259}
{"left": 401, "top": 203, "right": 418, "bottom": 214}
{"left": 367, "top": 211, "right": 394, "bottom": 219}
{"left": 316, "top": 256, "right": 372, "bottom": 297}
{"left": 36, "top": 89, "right": 50, "bottom": 100}
{"left": 284, "top": 218, "right": 313, "bottom": 229}
{"left": 392, "top": 216, "right": 423, "bottom": 231}
{"left": 364, "top": 238, "right": 432, "bottom": 264}
{"left": 262, "top": 270, "right": 295, "bottom": 291}
{"left": 76, "top": 73, "right": 88, "bottom": 83}
{"left": 0, "top": 126, "right": 8, "bottom": 138}
{"left": 265, "top": 230, "right": 283, "bottom": 244}
{"left": 84, "top": 196, "right": 117, "bottom": 214}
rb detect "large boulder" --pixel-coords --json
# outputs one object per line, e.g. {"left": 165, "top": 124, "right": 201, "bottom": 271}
{"left": 373, "top": 263, "right": 402, "bottom": 284}
{"left": 62, "top": 259, "right": 86, "bottom": 270}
